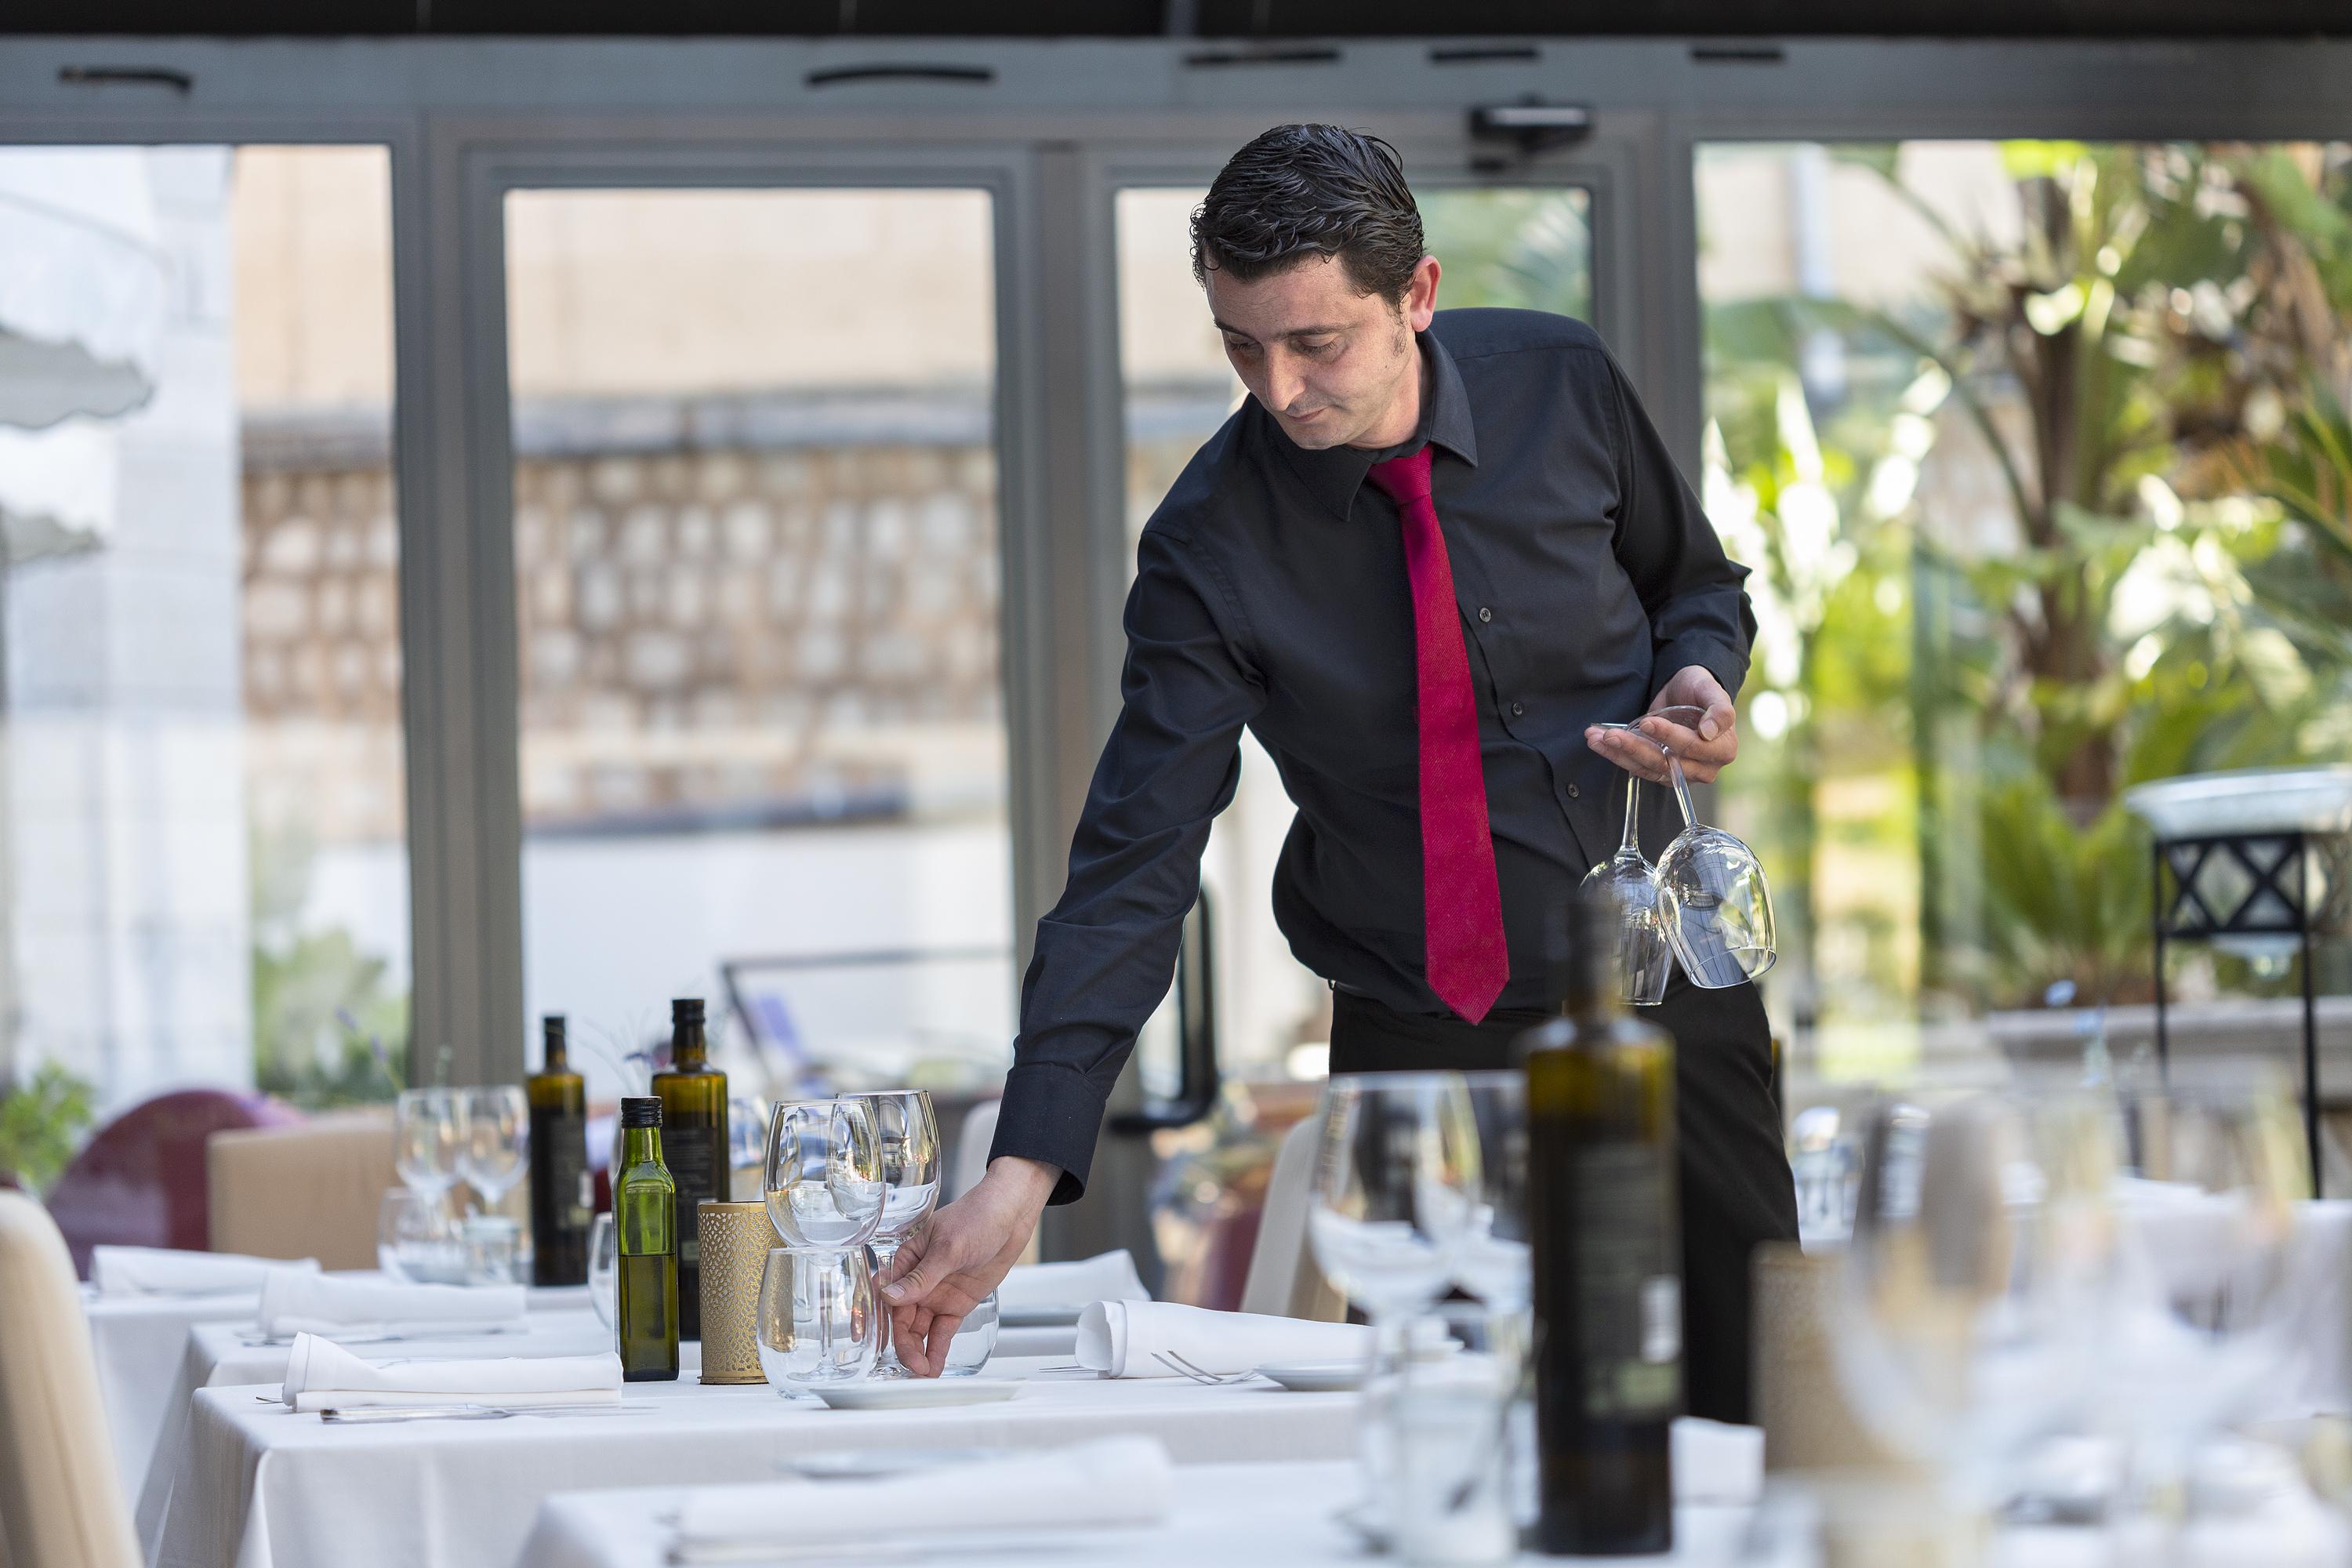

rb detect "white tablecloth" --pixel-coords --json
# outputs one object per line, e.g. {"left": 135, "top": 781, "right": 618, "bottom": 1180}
{"left": 517, "top": 1460, "right": 1762, "bottom": 1568}
{"left": 85, "top": 1274, "right": 590, "bottom": 1547}
{"left": 154, "top": 1356, "right": 1358, "bottom": 1568}
{"left": 85, "top": 1290, "right": 259, "bottom": 1502}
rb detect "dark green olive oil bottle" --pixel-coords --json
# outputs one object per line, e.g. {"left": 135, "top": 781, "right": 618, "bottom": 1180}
{"left": 649, "top": 997, "right": 728, "bottom": 1340}
{"left": 1520, "top": 888, "right": 1681, "bottom": 1555}
{"left": 613, "top": 1096, "right": 680, "bottom": 1382}
{"left": 526, "top": 1015, "right": 591, "bottom": 1287}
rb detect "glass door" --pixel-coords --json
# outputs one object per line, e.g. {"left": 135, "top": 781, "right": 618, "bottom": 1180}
{"left": 498, "top": 184, "right": 1017, "bottom": 1140}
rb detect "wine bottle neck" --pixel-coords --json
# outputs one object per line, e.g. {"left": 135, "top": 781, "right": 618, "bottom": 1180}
{"left": 670, "top": 1024, "right": 706, "bottom": 1069}
{"left": 541, "top": 1041, "right": 568, "bottom": 1073}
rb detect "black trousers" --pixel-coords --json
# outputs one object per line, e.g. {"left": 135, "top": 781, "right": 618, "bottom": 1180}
{"left": 1327, "top": 976, "right": 1797, "bottom": 1425}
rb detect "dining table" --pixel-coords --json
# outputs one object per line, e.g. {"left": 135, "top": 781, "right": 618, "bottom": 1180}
{"left": 151, "top": 1352, "right": 1362, "bottom": 1568}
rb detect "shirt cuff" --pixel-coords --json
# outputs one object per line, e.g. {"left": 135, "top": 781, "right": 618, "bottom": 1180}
{"left": 1653, "top": 634, "right": 1748, "bottom": 706}
{"left": 986, "top": 1062, "right": 1113, "bottom": 1206}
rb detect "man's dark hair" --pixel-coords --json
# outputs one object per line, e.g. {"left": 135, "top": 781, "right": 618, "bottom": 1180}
{"left": 1190, "top": 125, "right": 1425, "bottom": 302}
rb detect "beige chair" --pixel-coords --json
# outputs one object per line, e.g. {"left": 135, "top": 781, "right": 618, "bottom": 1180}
{"left": 0, "top": 1191, "right": 140, "bottom": 1568}
{"left": 1239, "top": 1115, "right": 1345, "bottom": 1321}
{"left": 206, "top": 1108, "right": 397, "bottom": 1271}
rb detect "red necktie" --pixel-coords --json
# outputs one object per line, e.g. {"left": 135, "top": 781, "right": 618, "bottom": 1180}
{"left": 1366, "top": 447, "right": 1508, "bottom": 1023}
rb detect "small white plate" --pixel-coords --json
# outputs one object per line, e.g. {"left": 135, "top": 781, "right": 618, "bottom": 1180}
{"left": 1254, "top": 1361, "right": 1367, "bottom": 1393}
{"left": 997, "top": 1304, "right": 1086, "bottom": 1328}
{"left": 812, "top": 1380, "right": 1023, "bottom": 1412}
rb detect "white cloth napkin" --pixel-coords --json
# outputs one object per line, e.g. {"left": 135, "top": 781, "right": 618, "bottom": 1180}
{"left": 1671, "top": 1417, "right": 1765, "bottom": 1504}
{"left": 257, "top": 1268, "right": 525, "bottom": 1338}
{"left": 677, "top": 1437, "right": 1173, "bottom": 1549}
{"left": 90, "top": 1247, "right": 318, "bottom": 1298}
{"left": 998, "top": 1249, "right": 1152, "bottom": 1311}
{"left": 278, "top": 1331, "right": 622, "bottom": 1412}
{"left": 1076, "top": 1301, "right": 1372, "bottom": 1377}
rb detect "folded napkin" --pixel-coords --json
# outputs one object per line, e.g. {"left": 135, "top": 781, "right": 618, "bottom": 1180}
{"left": 1672, "top": 1417, "right": 1765, "bottom": 1504}
{"left": 279, "top": 1331, "right": 622, "bottom": 1412}
{"left": 1076, "top": 1301, "right": 1372, "bottom": 1377}
{"left": 90, "top": 1246, "right": 318, "bottom": 1298}
{"left": 999, "top": 1249, "right": 1151, "bottom": 1312}
{"left": 258, "top": 1268, "right": 525, "bottom": 1338}
{"left": 677, "top": 1437, "right": 1172, "bottom": 1550}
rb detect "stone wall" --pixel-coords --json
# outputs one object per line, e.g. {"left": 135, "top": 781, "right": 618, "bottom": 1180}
{"left": 238, "top": 394, "right": 1010, "bottom": 846}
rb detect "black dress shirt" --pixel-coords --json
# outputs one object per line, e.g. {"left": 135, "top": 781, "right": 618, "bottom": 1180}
{"left": 991, "top": 308, "right": 1757, "bottom": 1202}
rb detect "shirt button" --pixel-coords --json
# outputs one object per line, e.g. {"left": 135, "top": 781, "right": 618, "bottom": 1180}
{"left": 1478, "top": 607, "right": 1492, "bottom": 623}
{"left": 1567, "top": 782, "right": 1580, "bottom": 799}
{"left": 1510, "top": 701, "right": 1524, "bottom": 717}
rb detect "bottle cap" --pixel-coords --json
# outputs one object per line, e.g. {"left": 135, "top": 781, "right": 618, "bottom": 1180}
{"left": 619, "top": 1096, "right": 663, "bottom": 1128}
{"left": 671, "top": 997, "right": 705, "bottom": 1023}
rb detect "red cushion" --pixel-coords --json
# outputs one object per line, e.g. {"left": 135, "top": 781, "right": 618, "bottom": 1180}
{"left": 45, "top": 1090, "right": 301, "bottom": 1277}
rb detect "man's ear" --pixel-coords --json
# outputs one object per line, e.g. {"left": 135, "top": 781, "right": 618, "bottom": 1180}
{"left": 1403, "top": 254, "right": 1441, "bottom": 332}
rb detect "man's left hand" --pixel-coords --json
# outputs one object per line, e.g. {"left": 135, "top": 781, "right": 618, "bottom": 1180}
{"left": 1583, "top": 666, "right": 1739, "bottom": 785}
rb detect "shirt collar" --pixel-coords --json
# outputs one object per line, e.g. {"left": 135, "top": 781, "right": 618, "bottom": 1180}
{"left": 1261, "top": 328, "right": 1480, "bottom": 521}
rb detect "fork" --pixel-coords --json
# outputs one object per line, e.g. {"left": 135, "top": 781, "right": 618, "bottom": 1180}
{"left": 1150, "top": 1351, "right": 1258, "bottom": 1385}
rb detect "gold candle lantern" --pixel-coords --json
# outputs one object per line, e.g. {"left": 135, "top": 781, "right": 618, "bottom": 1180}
{"left": 696, "top": 1200, "right": 771, "bottom": 1384}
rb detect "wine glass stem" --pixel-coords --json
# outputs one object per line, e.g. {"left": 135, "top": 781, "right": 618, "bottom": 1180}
{"left": 1666, "top": 753, "right": 1698, "bottom": 828}
{"left": 870, "top": 1236, "right": 902, "bottom": 1368}
{"left": 1620, "top": 772, "right": 1641, "bottom": 852}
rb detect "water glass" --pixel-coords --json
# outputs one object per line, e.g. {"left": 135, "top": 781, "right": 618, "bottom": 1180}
{"left": 459, "top": 1086, "right": 529, "bottom": 1207}
{"left": 394, "top": 1087, "right": 466, "bottom": 1197}
{"left": 587, "top": 1213, "right": 618, "bottom": 1334}
{"left": 942, "top": 1290, "right": 1000, "bottom": 1377}
{"left": 461, "top": 1214, "right": 521, "bottom": 1285}
{"left": 377, "top": 1186, "right": 458, "bottom": 1283}
{"left": 1392, "top": 1304, "right": 1524, "bottom": 1566}
{"left": 763, "top": 1098, "right": 886, "bottom": 1250}
{"left": 756, "top": 1247, "right": 880, "bottom": 1396}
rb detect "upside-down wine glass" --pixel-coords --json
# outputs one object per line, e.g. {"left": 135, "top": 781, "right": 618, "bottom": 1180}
{"left": 1580, "top": 771, "right": 1675, "bottom": 1007}
{"left": 1597, "top": 710, "right": 1774, "bottom": 989}
{"left": 848, "top": 1090, "right": 940, "bottom": 1377}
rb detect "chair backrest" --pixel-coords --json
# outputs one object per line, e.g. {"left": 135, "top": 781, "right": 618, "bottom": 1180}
{"left": 43, "top": 1090, "right": 299, "bottom": 1277}
{"left": 0, "top": 1192, "right": 139, "bottom": 1568}
{"left": 949, "top": 1098, "right": 999, "bottom": 1202}
{"left": 206, "top": 1108, "right": 397, "bottom": 1271}
{"left": 1238, "top": 1114, "right": 1344, "bottom": 1321}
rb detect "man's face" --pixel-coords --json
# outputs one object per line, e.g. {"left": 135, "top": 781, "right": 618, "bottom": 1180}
{"left": 1204, "top": 252, "right": 1439, "bottom": 451}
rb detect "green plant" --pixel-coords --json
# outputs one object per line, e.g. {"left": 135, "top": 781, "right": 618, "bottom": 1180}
{"left": 0, "top": 1062, "right": 96, "bottom": 1194}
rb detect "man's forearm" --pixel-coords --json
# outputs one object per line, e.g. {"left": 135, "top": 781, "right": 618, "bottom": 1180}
{"left": 983, "top": 1155, "right": 1062, "bottom": 1208}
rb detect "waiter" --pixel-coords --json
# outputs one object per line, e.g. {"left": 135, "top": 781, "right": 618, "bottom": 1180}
{"left": 884, "top": 124, "right": 1798, "bottom": 1421}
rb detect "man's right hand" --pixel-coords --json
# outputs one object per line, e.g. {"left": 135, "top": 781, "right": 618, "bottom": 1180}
{"left": 879, "top": 1155, "right": 1059, "bottom": 1376}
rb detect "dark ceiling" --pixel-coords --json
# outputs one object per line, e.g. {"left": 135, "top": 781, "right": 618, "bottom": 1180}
{"left": 13, "top": 0, "right": 2352, "bottom": 35}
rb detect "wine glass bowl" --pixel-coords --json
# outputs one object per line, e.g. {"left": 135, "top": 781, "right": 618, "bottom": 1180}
{"left": 459, "top": 1085, "right": 530, "bottom": 1207}
{"left": 756, "top": 1246, "right": 880, "bottom": 1396}
{"left": 394, "top": 1088, "right": 467, "bottom": 1197}
{"left": 762, "top": 1098, "right": 886, "bottom": 1251}
{"left": 1306, "top": 1073, "right": 1484, "bottom": 1319}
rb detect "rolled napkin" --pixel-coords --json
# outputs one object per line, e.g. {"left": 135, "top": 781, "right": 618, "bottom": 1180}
{"left": 1076, "top": 1300, "right": 1372, "bottom": 1377}
{"left": 677, "top": 1437, "right": 1173, "bottom": 1550}
{"left": 258, "top": 1267, "right": 525, "bottom": 1338}
{"left": 1672, "top": 1416, "right": 1766, "bottom": 1504}
{"left": 999, "top": 1249, "right": 1152, "bottom": 1311}
{"left": 279, "top": 1331, "right": 622, "bottom": 1412}
{"left": 90, "top": 1246, "right": 319, "bottom": 1298}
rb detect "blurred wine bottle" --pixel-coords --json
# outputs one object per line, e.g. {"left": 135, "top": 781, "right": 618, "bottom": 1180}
{"left": 650, "top": 997, "right": 728, "bottom": 1340}
{"left": 527, "top": 1015, "right": 590, "bottom": 1287}
{"left": 1521, "top": 887, "right": 1680, "bottom": 1556}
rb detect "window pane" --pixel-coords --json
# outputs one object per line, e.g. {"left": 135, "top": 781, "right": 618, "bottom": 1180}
{"left": 504, "top": 189, "right": 1013, "bottom": 1100}
{"left": 1697, "top": 140, "right": 2352, "bottom": 1091}
{"left": 1, "top": 145, "right": 408, "bottom": 1143}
